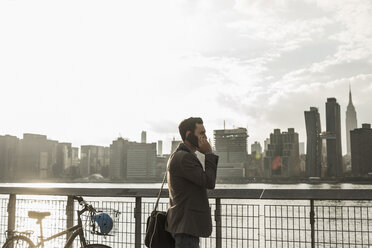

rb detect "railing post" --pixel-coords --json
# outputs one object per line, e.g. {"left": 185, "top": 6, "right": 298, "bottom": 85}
{"left": 7, "top": 194, "right": 16, "bottom": 238}
{"left": 310, "top": 199, "right": 315, "bottom": 248}
{"left": 215, "top": 198, "right": 222, "bottom": 248}
{"left": 66, "top": 196, "right": 74, "bottom": 241}
{"left": 134, "top": 197, "right": 142, "bottom": 248}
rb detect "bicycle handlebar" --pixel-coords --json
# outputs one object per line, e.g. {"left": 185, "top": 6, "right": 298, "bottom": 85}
{"left": 72, "top": 196, "right": 97, "bottom": 213}
{"left": 72, "top": 195, "right": 84, "bottom": 203}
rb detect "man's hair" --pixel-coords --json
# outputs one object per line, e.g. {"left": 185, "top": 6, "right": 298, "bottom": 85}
{"left": 178, "top": 117, "right": 203, "bottom": 141}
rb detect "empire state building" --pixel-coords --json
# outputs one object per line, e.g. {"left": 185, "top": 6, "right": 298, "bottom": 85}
{"left": 346, "top": 86, "right": 357, "bottom": 155}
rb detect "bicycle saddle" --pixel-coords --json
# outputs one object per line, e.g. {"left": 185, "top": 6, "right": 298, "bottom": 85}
{"left": 28, "top": 211, "right": 51, "bottom": 220}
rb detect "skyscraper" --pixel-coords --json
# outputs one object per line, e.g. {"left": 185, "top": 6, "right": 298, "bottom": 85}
{"left": 80, "top": 145, "right": 109, "bottom": 177}
{"left": 171, "top": 138, "right": 182, "bottom": 154}
{"left": 263, "top": 138, "right": 270, "bottom": 156}
{"left": 56, "top": 142, "right": 72, "bottom": 177}
{"left": 157, "top": 140, "right": 163, "bottom": 156}
{"left": 17, "top": 134, "right": 57, "bottom": 179}
{"left": 305, "top": 107, "right": 322, "bottom": 177}
{"left": 264, "top": 128, "right": 300, "bottom": 178}
{"left": 214, "top": 128, "right": 248, "bottom": 163}
{"left": 127, "top": 142, "right": 157, "bottom": 179}
{"left": 326, "top": 98, "right": 343, "bottom": 177}
{"left": 0, "top": 135, "right": 19, "bottom": 180}
{"left": 251, "top": 141, "right": 262, "bottom": 155}
{"left": 109, "top": 138, "right": 157, "bottom": 181}
{"left": 214, "top": 128, "right": 248, "bottom": 179}
{"left": 350, "top": 123, "right": 372, "bottom": 176}
{"left": 71, "top": 147, "right": 80, "bottom": 167}
{"left": 109, "top": 138, "right": 128, "bottom": 180}
{"left": 141, "top": 131, "right": 147, "bottom": 143}
{"left": 299, "top": 142, "right": 305, "bottom": 155}
{"left": 345, "top": 86, "right": 357, "bottom": 155}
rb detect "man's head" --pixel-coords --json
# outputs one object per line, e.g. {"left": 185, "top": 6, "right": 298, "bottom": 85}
{"left": 178, "top": 117, "right": 206, "bottom": 144}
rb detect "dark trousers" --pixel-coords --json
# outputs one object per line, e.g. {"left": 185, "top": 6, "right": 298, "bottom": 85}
{"left": 172, "top": 233, "right": 200, "bottom": 248}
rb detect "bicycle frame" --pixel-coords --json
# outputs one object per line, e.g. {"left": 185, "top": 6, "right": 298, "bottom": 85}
{"left": 35, "top": 225, "right": 81, "bottom": 248}
{"left": 34, "top": 204, "right": 89, "bottom": 248}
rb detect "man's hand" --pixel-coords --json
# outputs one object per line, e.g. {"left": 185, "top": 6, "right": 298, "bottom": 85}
{"left": 197, "top": 135, "right": 212, "bottom": 154}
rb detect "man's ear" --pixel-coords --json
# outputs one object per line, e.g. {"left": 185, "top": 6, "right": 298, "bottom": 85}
{"left": 185, "top": 130, "right": 190, "bottom": 139}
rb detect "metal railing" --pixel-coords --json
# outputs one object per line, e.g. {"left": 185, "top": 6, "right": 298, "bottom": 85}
{"left": 0, "top": 186, "right": 372, "bottom": 247}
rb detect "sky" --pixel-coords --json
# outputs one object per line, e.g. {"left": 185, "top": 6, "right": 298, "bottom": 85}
{"left": 1, "top": 0, "right": 371, "bottom": 154}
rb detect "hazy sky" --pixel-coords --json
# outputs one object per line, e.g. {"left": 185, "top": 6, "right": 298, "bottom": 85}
{"left": 1, "top": 0, "right": 371, "bottom": 154}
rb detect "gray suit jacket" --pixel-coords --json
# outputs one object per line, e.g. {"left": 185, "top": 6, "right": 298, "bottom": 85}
{"left": 166, "top": 143, "right": 218, "bottom": 237}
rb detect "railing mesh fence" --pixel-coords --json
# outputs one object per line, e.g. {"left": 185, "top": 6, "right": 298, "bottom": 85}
{"left": 0, "top": 196, "right": 8, "bottom": 245}
{"left": 0, "top": 195, "right": 371, "bottom": 247}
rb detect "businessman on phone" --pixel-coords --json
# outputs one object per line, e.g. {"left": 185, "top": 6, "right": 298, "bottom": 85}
{"left": 166, "top": 117, "right": 219, "bottom": 248}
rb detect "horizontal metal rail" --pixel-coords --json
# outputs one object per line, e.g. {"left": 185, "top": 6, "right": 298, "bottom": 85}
{"left": 1, "top": 186, "right": 372, "bottom": 200}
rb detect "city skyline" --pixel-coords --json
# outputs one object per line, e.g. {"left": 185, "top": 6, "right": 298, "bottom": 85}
{"left": 2, "top": 118, "right": 372, "bottom": 182}
{"left": 0, "top": 90, "right": 368, "bottom": 156}
{"left": 1, "top": 0, "right": 372, "bottom": 154}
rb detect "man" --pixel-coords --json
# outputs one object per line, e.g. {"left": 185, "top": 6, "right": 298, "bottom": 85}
{"left": 166, "top": 117, "right": 219, "bottom": 248}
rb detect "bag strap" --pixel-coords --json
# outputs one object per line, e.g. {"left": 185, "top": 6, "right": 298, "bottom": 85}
{"left": 153, "top": 162, "right": 168, "bottom": 212}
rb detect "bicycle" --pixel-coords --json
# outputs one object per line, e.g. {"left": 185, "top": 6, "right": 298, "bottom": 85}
{"left": 2, "top": 196, "right": 118, "bottom": 248}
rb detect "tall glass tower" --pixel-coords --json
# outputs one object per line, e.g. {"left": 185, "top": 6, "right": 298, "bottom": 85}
{"left": 305, "top": 107, "right": 322, "bottom": 177}
{"left": 326, "top": 98, "right": 343, "bottom": 177}
{"left": 345, "top": 85, "right": 357, "bottom": 155}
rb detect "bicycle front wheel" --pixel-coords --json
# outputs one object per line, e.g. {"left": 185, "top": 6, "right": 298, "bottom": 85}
{"left": 2, "top": 235, "right": 36, "bottom": 248}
